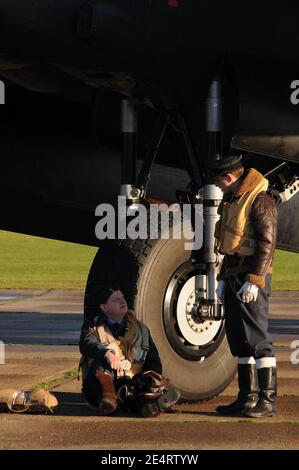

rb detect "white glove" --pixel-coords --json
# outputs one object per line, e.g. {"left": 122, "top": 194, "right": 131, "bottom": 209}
{"left": 237, "top": 282, "right": 258, "bottom": 303}
{"left": 216, "top": 280, "right": 226, "bottom": 303}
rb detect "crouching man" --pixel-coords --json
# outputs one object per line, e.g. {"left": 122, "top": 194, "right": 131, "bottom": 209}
{"left": 79, "top": 286, "right": 180, "bottom": 417}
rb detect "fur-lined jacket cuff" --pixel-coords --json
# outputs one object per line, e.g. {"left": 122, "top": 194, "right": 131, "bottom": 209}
{"left": 245, "top": 273, "right": 265, "bottom": 289}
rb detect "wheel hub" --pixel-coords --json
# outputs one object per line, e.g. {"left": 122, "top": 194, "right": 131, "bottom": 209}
{"left": 163, "top": 261, "right": 224, "bottom": 360}
{"left": 177, "top": 276, "right": 222, "bottom": 346}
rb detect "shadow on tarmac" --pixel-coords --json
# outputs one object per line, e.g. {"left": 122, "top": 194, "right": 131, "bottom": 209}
{"left": 52, "top": 391, "right": 222, "bottom": 418}
{"left": 269, "top": 318, "right": 299, "bottom": 335}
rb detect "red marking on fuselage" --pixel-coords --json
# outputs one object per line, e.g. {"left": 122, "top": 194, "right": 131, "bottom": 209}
{"left": 168, "top": 0, "right": 178, "bottom": 7}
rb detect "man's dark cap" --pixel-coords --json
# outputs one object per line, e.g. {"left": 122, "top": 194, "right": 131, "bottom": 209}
{"left": 209, "top": 154, "right": 243, "bottom": 178}
{"left": 97, "top": 285, "right": 119, "bottom": 304}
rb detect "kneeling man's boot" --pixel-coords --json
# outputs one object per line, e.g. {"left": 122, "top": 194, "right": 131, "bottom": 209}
{"left": 216, "top": 364, "right": 258, "bottom": 416}
{"left": 95, "top": 371, "right": 117, "bottom": 415}
{"left": 245, "top": 366, "right": 277, "bottom": 418}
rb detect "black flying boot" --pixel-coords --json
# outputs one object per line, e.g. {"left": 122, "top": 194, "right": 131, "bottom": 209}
{"left": 245, "top": 366, "right": 277, "bottom": 418}
{"left": 216, "top": 363, "right": 259, "bottom": 416}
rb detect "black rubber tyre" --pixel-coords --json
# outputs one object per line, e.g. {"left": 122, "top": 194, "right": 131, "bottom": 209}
{"left": 84, "top": 225, "right": 236, "bottom": 401}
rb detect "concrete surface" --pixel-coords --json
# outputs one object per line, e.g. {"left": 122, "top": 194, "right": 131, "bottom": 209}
{"left": 0, "top": 289, "right": 298, "bottom": 450}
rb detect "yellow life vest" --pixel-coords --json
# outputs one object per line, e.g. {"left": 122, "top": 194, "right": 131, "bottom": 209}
{"left": 93, "top": 310, "right": 149, "bottom": 378}
{"left": 215, "top": 172, "right": 268, "bottom": 256}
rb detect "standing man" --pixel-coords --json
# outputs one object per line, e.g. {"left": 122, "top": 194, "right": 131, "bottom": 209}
{"left": 79, "top": 286, "right": 180, "bottom": 417}
{"left": 210, "top": 153, "right": 278, "bottom": 417}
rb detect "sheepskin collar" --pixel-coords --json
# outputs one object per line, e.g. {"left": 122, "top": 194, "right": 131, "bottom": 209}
{"left": 234, "top": 168, "right": 266, "bottom": 197}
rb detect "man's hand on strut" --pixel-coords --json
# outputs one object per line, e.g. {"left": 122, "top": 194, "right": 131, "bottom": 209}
{"left": 216, "top": 280, "right": 226, "bottom": 303}
{"left": 105, "top": 351, "right": 123, "bottom": 372}
{"left": 237, "top": 282, "right": 258, "bottom": 303}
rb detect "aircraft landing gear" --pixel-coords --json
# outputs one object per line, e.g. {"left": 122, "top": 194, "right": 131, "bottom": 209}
{"left": 85, "top": 81, "right": 237, "bottom": 401}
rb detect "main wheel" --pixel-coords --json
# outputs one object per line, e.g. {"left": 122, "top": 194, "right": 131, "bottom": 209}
{"left": 84, "top": 221, "right": 236, "bottom": 401}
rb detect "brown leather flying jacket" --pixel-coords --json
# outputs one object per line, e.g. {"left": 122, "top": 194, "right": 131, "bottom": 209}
{"left": 218, "top": 170, "right": 278, "bottom": 288}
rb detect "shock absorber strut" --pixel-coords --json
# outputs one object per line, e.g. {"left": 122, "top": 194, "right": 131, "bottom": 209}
{"left": 205, "top": 77, "right": 223, "bottom": 318}
{"left": 119, "top": 98, "right": 141, "bottom": 208}
{"left": 196, "top": 78, "right": 224, "bottom": 321}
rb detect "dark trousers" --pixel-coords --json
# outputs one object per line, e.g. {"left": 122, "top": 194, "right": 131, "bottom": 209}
{"left": 224, "top": 274, "right": 274, "bottom": 359}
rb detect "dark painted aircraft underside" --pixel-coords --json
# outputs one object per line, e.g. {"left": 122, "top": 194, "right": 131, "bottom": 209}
{"left": 0, "top": 1, "right": 298, "bottom": 252}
